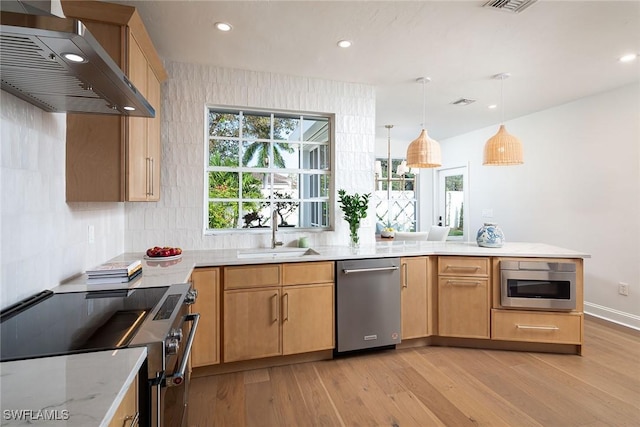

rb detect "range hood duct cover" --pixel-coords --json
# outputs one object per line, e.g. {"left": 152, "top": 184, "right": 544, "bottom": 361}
{"left": 0, "top": 3, "right": 155, "bottom": 117}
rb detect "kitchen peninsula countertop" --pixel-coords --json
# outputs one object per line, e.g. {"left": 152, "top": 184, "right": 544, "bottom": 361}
{"left": 0, "top": 347, "right": 146, "bottom": 426}
{"left": 54, "top": 241, "right": 590, "bottom": 293}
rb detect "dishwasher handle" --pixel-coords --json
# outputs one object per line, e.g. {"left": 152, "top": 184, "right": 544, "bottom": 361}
{"left": 343, "top": 266, "right": 399, "bottom": 275}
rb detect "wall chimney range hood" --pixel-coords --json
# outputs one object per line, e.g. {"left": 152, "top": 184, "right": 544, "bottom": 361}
{"left": 0, "top": 0, "right": 155, "bottom": 117}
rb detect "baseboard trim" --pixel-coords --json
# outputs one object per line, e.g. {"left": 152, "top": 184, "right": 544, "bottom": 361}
{"left": 584, "top": 302, "right": 640, "bottom": 331}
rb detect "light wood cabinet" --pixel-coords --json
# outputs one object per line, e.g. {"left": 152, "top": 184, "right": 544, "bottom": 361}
{"left": 438, "top": 256, "right": 491, "bottom": 339}
{"left": 490, "top": 257, "right": 584, "bottom": 350}
{"left": 282, "top": 283, "right": 334, "bottom": 355}
{"left": 108, "top": 374, "right": 138, "bottom": 427}
{"left": 190, "top": 268, "right": 220, "bottom": 367}
{"left": 492, "top": 310, "right": 582, "bottom": 344}
{"left": 62, "top": 0, "right": 167, "bottom": 202}
{"left": 222, "top": 262, "right": 334, "bottom": 363}
{"left": 400, "top": 256, "right": 429, "bottom": 339}
{"left": 223, "top": 287, "right": 282, "bottom": 362}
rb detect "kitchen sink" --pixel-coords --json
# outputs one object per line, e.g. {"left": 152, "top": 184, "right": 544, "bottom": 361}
{"left": 236, "top": 247, "right": 320, "bottom": 259}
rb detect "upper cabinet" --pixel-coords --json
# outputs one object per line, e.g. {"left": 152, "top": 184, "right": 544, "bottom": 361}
{"left": 63, "top": 0, "right": 167, "bottom": 202}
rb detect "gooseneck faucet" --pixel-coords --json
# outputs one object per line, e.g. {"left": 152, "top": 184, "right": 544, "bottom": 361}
{"left": 271, "top": 211, "right": 283, "bottom": 249}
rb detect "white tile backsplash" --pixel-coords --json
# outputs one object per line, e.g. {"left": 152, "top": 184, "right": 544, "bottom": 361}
{"left": 125, "top": 63, "right": 376, "bottom": 252}
{"left": 1, "top": 92, "right": 125, "bottom": 309}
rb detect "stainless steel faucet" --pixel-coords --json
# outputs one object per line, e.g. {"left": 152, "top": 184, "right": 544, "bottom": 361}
{"left": 271, "top": 211, "right": 283, "bottom": 249}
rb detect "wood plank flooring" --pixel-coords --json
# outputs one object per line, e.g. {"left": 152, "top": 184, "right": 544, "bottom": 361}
{"left": 187, "top": 318, "right": 640, "bottom": 426}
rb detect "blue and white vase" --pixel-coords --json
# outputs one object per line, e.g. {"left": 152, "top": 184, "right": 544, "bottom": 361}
{"left": 476, "top": 223, "right": 505, "bottom": 248}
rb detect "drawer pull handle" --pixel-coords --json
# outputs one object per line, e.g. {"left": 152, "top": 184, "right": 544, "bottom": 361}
{"left": 516, "top": 324, "right": 560, "bottom": 331}
{"left": 446, "top": 265, "right": 480, "bottom": 271}
{"left": 447, "top": 280, "right": 480, "bottom": 286}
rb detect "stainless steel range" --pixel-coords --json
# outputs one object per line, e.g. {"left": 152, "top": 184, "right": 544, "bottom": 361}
{"left": 0, "top": 283, "right": 199, "bottom": 427}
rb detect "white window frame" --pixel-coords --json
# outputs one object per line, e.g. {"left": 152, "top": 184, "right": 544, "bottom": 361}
{"left": 203, "top": 106, "right": 333, "bottom": 234}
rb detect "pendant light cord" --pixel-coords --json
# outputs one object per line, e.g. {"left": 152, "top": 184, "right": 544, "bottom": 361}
{"left": 500, "top": 75, "right": 505, "bottom": 124}
{"left": 422, "top": 79, "right": 426, "bottom": 129}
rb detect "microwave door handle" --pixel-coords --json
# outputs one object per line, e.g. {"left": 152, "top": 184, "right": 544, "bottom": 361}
{"left": 165, "top": 313, "right": 200, "bottom": 387}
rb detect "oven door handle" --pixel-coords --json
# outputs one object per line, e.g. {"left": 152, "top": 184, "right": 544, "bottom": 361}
{"left": 165, "top": 312, "right": 200, "bottom": 387}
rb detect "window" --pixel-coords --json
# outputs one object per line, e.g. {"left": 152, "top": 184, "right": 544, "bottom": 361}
{"left": 374, "top": 158, "right": 417, "bottom": 232}
{"left": 206, "top": 108, "right": 332, "bottom": 232}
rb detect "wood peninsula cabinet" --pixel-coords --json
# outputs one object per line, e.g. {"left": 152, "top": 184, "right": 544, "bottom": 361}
{"left": 222, "top": 262, "right": 334, "bottom": 363}
{"left": 490, "top": 257, "right": 584, "bottom": 352}
{"left": 437, "top": 256, "right": 491, "bottom": 339}
{"left": 108, "top": 374, "right": 138, "bottom": 427}
{"left": 400, "top": 256, "right": 430, "bottom": 339}
{"left": 62, "top": 0, "right": 167, "bottom": 202}
{"left": 190, "top": 268, "right": 220, "bottom": 367}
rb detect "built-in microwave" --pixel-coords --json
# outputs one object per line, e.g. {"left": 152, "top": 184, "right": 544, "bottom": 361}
{"left": 500, "top": 261, "right": 576, "bottom": 311}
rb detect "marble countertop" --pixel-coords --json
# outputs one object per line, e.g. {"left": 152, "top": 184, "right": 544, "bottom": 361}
{"left": 54, "top": 241, "right": 589, "bottom": 293}
{"left": 0, "top": 347, "right": 146, "bottom": 426}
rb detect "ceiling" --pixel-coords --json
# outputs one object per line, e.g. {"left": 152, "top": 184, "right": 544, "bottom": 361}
{"left": 109, "top": 0, "right": 640, "bottom": 146}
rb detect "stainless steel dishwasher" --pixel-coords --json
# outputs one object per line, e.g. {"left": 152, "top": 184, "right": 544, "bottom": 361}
{"left": 336, "top": 257, "right": 401, "bottom": 353}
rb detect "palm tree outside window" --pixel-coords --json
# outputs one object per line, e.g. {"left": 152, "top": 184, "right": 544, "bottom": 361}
{"left": 206, "top": 107, "right": 332, "bottom": 232}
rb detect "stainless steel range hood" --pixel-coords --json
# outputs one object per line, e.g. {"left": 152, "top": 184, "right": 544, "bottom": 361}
{"left": 0, "top": 1, "right": 155, "bottom": 117}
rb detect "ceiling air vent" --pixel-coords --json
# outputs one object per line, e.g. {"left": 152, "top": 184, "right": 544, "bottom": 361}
{"left": 452, "top": 98, "right": 476, "bottom": 106}
{"left": 483, "top": 0, "right": 537, "bottom": 13}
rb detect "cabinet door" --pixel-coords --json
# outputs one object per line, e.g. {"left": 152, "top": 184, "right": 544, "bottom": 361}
{"left": 401, "top": 257, "right": 429, "bottom": 339}
{"left": 438, "top": 277, "right": 490, "bottom": 338}
{"left": 282, "top": 284, "right": 334, "bottom": 355}
{"left": 190, "top": 268, "right": 220, "bottom": 367}
{"left": 223, "top": 288, "right": 281, "bottom": 362}
{"left": 108, "top": 374, "right": 137, "bottom": 427}
{"left": 126, "top": 33, "right": 149, "bottom": 201}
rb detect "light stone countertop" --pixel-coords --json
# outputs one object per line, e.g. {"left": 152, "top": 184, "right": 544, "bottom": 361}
{"left": 53, "top": 241, "right": 590, "bottom": 293}
{"left": 0, "top": 347, "right": 146, "bottom": 426}
{"left": 35, "top": 241, "right": 589, "bottom": 423}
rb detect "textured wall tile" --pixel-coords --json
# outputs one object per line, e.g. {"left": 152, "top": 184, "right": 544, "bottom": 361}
{"left": 126, "top": 62, "right": 375, "bottom": 251}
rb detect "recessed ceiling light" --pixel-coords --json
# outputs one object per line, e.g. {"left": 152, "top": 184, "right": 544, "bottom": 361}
{"left": 62, "top": 53, "right": 87, "bottom": 63}
{"left": 337, "top": 40, "right": 352, "bottom": 48}
{"left": 215, "top": 22, "right": 232, "bottom": 32}
{"left": 619, "top": 53, "right": 638, "bottom": 63}
{"left": 488, "top": 104, "right": 498, "bottom": 109}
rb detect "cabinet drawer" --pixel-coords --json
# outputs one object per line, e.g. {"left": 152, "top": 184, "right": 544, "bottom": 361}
{"left": 282, "top": 262, "right": 334, "bottom": 286}
{"left": 492, "top": 310, "right": 582, "bottom": 344}
{"left": 438, "top": 256, "right": 489, "bottom": 277}
{"left": 224, "top": 265, "right": 281, "bottom": 289}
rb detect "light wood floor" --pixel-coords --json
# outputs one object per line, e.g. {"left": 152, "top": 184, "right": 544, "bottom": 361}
{"left": 188, "top": 318, "right": 640, "bottom": 426}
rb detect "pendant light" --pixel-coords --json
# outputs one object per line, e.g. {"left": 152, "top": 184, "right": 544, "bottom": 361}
{"left": 483, "top": 73, "right": 524, "bottom": 165}
{"left": 406, "top": 77, "right": 442, "bottom": 168}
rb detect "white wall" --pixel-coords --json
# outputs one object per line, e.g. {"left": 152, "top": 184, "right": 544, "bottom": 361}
{"left": 438, "top": 83, "right": 640, "bottom": 328}
{"left": 0, "top": 92, "right": 126, "bottom": 309}
{"left": 125, "top": 63, "right": 377, "bottom": 251}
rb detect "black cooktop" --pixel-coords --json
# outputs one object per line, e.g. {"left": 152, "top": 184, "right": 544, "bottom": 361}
{"left": 0, "top": 287, "right": 168, "bottom": 362}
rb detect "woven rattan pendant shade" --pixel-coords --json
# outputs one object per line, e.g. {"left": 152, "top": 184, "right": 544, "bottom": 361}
{"left": 406, "top": 129, "right": 442, "bottom": 168}
{"left": 483, "top": 124, "right": 523, "bottom": 165}
{"left": 483, "top": 72, "right": 523, "bottom": 166}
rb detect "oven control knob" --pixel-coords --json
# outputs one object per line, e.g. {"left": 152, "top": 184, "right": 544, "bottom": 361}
{"left": 168, "top": 328, "right": 183, "bottom": 342}
{"left": 165, "top": 338, "right": 180, "bottom": 355}
{"left": 184, "top": 289, "right": 198, "bottom": 305}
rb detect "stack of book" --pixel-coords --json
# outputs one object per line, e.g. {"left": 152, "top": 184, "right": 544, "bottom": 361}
{"left": 86, "top": 260, "right": 142, "bottom": 284}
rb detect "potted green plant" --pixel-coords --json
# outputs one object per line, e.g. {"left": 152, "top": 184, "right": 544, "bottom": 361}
{"left": 338, "top": 189, "right": 371, "bottom": 248}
